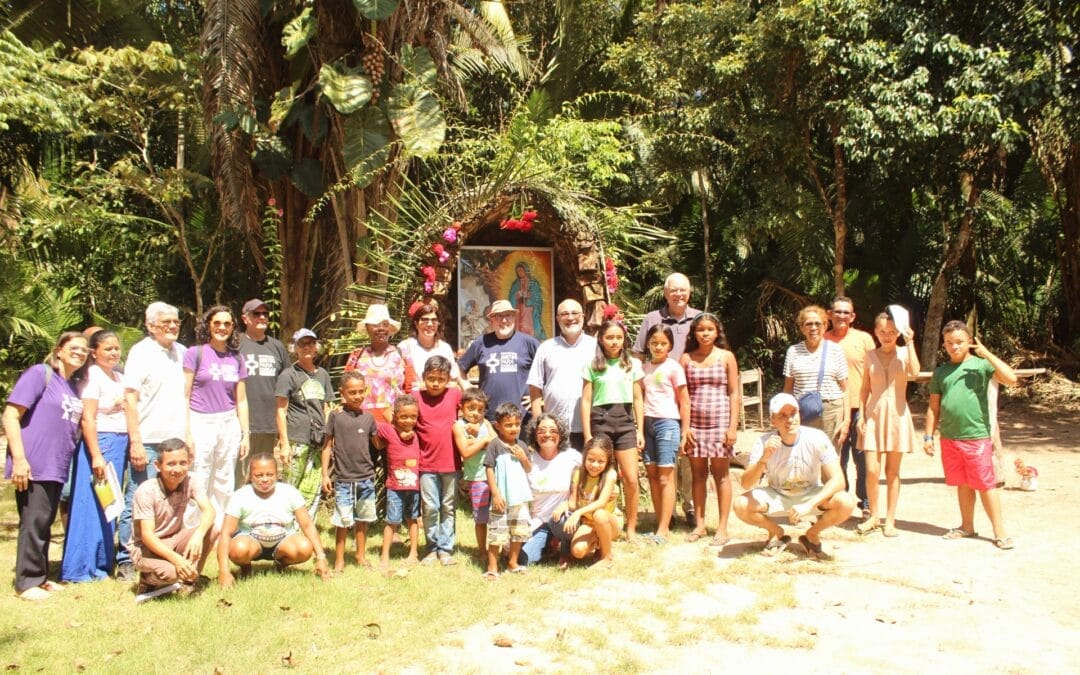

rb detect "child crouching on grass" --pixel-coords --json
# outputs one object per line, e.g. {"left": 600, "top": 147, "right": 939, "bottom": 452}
{"left": 453, "top": 388, "right": 495, "bottom": 555}
{"left": 482, "top": 402, "right": 533, "bottom": 579}
{"left": 925, "top": 321, "right": 1017, "bottom": 550}
{"left": 130, "top": 438, "right": 216, "bottom": 602}
{"left": 321, "top": 371, "right": 379, "bottom": 571}
{"left": 218, "top": 454, "right": 329, "bottom": 587}
{"left": 373, "top": 394, "right": 422, "bottom": 570}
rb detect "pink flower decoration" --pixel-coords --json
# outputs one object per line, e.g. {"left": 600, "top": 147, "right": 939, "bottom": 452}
{"left": 276, "top": 209, "right": 284, "bottom": 217}
{"left": 423, "top": 280, "right": 434, "bottom": 294}
{"left": 437, "top": 250, "right": 450, "bottom": 263}
{"left": 443, "top": 227, "right": 458, "bottom": 243}
{"left": 452, "top": 221, "right": 462, "bottom": 230}
{"left": 267, "top": 198, "right": 277, "bottom": 207}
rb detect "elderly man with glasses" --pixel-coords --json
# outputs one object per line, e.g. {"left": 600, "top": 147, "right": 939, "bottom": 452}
{"left": 236, "top": 298, "right": 288, "bottom": 485}
{"left": 459, "top": 299, "right": 539, "bottom": 422}
{"left": 527, "top": 299, "right": 597, "bottom": 449}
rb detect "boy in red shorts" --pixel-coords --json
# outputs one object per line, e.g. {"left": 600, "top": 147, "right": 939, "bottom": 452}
{"left": 924, "top": 321, "right": 1017, "bottom": 550}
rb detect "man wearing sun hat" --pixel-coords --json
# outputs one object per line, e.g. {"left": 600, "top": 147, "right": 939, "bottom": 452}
{"left": 733, "top": 393, "right": 856, "bottom": 559}
{"left": 237, "top": 298, "right": 288, "bottom": 486}
{"left": 459, "top": 299, "right": 540, "bottom": 422}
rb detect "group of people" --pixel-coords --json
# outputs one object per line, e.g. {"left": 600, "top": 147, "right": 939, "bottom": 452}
{"left": 3, "top": 275, "right": 1019, "bottom": 601}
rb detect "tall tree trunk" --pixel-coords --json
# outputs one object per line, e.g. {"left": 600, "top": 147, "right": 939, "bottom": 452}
{"left": 920, "top": 172, "right": 981, "bottom": 371}
{"left": 1060, "top": 141, "right": 1080, "bottom": 340}
{"left": 804, "top": 120, "right": 849, "bottom": 298}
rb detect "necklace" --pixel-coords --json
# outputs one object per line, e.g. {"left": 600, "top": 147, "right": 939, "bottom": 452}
{"left": 364, "top": 346, "right": 391, "bottom": 368}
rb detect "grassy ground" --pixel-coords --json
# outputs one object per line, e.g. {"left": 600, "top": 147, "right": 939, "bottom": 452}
{"left": 0, "top": 477, "right": 809, "bottom": 673}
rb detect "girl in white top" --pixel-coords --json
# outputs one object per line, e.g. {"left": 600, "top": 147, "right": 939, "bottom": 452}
{"left": 639, "top": 324, "right": 689, "bottom": 544}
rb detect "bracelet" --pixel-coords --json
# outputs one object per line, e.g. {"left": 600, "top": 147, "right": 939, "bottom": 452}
{"left": 316, "top": 553, "right": 327, "bottom": 560}
{"left": 923, "top": 434, "right": 933, "bottom": 442}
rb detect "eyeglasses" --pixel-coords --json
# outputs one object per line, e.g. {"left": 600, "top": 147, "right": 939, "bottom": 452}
{"left": 803, "top": 321, "right": 823, "bottom": 327}
{"left": 557, "top": 311, "right": 583, "bottom": 318}
{"left": 156, "top": 319, "right": 181, "bottom": 327}
{"left": 830, "top": 310, "right": 852, "bottom": 316}
{"left": 211, "top": 320, "right": 234, "bottom": 328}
{"left": 67, "top": 346, "right": 89, "bottom": 355}
{"left": 417, "top": 317, "right": 439, "bottom": 324}
{"left": 493, "top": 313, "right": 516, "bottom": 321}
{"left": 250, "top": 311, "right": 269, "bottom": 318}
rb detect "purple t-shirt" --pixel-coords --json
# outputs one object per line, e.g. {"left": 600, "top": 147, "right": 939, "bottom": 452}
{"left": 4, "top": 365, "right": 84, "bottom": 483}
{"left": 183, "top": 345, "right": 247, "bottom": 414}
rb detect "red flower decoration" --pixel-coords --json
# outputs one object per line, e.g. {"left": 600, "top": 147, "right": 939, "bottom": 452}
{"left": 421, "top": 265, "right": 436, "bottom": 282}
{"left": 604, "top": 257, "right": 619, "bottom": 293}
{"left": 267, "top": 198, "right": 277, "bottom": 207}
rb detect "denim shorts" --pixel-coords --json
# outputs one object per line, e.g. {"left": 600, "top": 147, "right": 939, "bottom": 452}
{"left": 644, "top": 417, "right": 680, "bottom": 467}
{"left": 332, "top": 479, "right": 377, "bottom": 527}
{"left": 464, "top": 479, "right": 491, "bottom": 524}
{"left": 385, "top": 488, "right": 420, "bottom": 525}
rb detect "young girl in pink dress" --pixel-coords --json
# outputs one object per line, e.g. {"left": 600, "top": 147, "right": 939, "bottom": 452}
{"left": 857, "top": 312, "right": 920, "bottom": 537}
{"left": 679, "top": 314, "right": 741, "bottom": 548}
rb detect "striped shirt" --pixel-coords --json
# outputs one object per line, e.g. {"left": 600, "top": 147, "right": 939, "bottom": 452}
{"left": 783, "top": 341, "right": 848, "bottom": 401}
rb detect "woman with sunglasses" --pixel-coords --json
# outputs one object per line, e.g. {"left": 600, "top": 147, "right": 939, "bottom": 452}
{"left": 783, "top": 305, "right": 850, "bottom": 448}
{"left": 184, "top": 305, "right": 249, "bottom": 522}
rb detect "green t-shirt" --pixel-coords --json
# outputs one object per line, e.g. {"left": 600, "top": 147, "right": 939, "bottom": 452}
{"left": 583, "top": 357, "right": 644, "bottom": 406}
{"left": 930, "top": 356, "right": 995, "bottom": 440}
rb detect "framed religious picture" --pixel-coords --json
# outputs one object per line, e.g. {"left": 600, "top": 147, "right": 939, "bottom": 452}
{"left": 457, "top": 246, "right": 554, "bottom": 350}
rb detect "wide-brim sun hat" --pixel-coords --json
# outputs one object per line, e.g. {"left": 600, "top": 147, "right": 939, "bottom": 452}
{"left": 487, "top": 299, "right": 518, "bottom": 317}
{"left": 356, "top": 304, "right": 402, "bottom": 336}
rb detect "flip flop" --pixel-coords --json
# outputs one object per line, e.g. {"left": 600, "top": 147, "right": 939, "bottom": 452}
{"left": 942, "top": 528, "right": 977, "bottom": 540}
{"left": 882, "top": 526, "right": 899, "bottom": 538}
{"left": 480, "top": 571, "right": 499, "bottom": 580}
{"left": 686, "top": 531, "right": 706, "bottom": 543}
{"left": 507, "top": 567, "right": 527, "bottom": 574}
{"left": 762, "top": 535, "right": 791, "bottom": 555}
{"left": 857, "top": 519, "right": 881, "bottom": 535}
{"left": 708, "top": 535, "right": 729, "bottom": 548}
{"left": 993, "top": 537, "right": 1014, "bottom": 550}
{"left": 798, "top": 535, "right": 824, "bottom": 560}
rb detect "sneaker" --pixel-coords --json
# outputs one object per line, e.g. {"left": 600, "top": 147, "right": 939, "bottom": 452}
{"left": 420, "top": 551, "right": 438, "bottom": 566}
{"left": 116, "top": 563, "right": 136, "bottom": 582}
{"left": 685, "top": 511, "right": 698, "bottom": 530}
{"left": 134, "top": 582, "right": 181, "bottom": 604}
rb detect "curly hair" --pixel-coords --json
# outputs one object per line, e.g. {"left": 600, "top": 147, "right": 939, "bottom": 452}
{"left": 525, "top": 412, "right": 570, "bottom": 453}
{"left": 194, "top": 305, "right": 240, "bottom": 350}
{"left": 796, "top": 305, "right": 827, "bottom": 329}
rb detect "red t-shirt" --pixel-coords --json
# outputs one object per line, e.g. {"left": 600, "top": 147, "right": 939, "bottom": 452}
{"left": 416, "top": 388, "right": 461, "bottom": 473}
{"left": 377, "top": 422, "right": 421, "bottom": 491}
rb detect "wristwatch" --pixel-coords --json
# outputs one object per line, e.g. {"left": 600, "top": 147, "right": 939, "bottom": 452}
{"left": 923, "top": 434, "right": 934, "bottom": 442}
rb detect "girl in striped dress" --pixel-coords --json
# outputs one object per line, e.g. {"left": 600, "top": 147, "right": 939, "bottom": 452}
{"left": 679, "top": 314, "right": 741, "bottom": 548}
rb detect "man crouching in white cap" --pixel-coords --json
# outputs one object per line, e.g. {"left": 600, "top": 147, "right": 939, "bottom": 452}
{"left": 733, "top": 393, "right": 856, "bottom": 559}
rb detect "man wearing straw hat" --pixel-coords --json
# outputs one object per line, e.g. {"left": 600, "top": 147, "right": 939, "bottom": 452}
{"left": 459, "top": 300, "right": 539, "bottom": 422}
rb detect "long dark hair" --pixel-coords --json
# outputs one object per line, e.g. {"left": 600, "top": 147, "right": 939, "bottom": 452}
{"left": 684, "top": 313, "right": 729, "bottom": 353}
{"left": 575, "top": 435, "right": 617, "bottom": 505}
{"left": 194, "top": 305, "right": 240, "bottom": 350}
{"left": 591, "top": 319, "right": 632, "bottom": 373}
{"left": 643, "top": 324, "right": 675, "bottom": 364}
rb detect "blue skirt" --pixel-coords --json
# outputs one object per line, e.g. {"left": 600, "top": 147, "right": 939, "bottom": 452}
{"left": 60, "top": 432, "right": 128, "bottom": 582}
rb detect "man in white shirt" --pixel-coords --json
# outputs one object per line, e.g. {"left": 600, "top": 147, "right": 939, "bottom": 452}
{"left": 527, "top": 299, "right": 597, "bottom": 450}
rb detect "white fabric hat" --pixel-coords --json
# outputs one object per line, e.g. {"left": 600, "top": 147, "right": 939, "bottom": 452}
{"left": 357, "top": 304, "right": 401, "bottom": 335}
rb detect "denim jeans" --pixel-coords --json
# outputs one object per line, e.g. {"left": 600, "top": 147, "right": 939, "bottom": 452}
{"left": 839, "top": 409, "right": 868, "bottom": 510}
{"left": 419, "top": 472, "right": 457, "bottom": 555}
{"left": 520, "top": 515, "right": 572, "bottom": 566}
{"left": 116, "top": 444, "right": 160, "bottom": 567}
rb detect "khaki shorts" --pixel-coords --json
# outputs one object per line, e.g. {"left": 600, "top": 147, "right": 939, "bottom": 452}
{"left": 747, "top": 486, "right": 827, "bottom": 519}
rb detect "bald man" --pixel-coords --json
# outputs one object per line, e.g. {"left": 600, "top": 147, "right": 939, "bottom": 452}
{"left": 527, "top": 299, "right": 597, "bottom": 450}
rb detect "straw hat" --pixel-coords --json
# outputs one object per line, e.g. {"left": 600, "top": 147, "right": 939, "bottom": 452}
{"left": 487, "top": 299, "right": 518, "bottom": 317}
{"left": 356, "top": 304, "right": 402, "bottom": 335}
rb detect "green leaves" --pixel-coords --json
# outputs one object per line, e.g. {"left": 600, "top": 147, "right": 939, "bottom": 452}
{"left": 387, "top": 83, "right": 446, "bottom": 158}
{"left": 342, "top": 107, "right": 392, "bottom": 186}
{"left": 350, "top": 0, "right": 399, "bottom": 21}
{"left": 319, "top": 62, "right": 373, "bottom": 114}
{"left": 282, "top": 8, "right": 315, "bottom": 59}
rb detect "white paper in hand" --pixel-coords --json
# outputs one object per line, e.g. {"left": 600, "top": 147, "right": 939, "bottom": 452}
{"left": 887, "top": 305, "right": 910, "bottom": 335}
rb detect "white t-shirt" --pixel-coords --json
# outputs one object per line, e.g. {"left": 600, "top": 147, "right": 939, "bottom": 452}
{"left": 526, "top": 448, "right": 582, "bottom": 530}
{"left": 225, "top": 483, "right": 305, "bottom": 547}
{"left": 526, "top": 335, "right": 596, "bottom": 433}
{"left": 124, "top": 337, "right": 188, "bottom": 443}
{"left": 398, "top": 337, "right": 461, "bottom": 389}
{"left": 748, "top": 427, "right": 838, "bottom": 497}
{"left": 82, "top": 364, "right": 128, "bottom": 433}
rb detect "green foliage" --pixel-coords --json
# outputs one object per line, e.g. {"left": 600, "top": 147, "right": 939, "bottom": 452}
{"left": 319, "top": 62, "right": 373, "bottom": 114}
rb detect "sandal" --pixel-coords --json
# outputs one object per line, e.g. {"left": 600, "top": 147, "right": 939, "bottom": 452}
{"left": 40, "top": 581, "right": 66, "bottom": 593}
{"left": 882, "top": 526, "right": 899, "bottom": 538}
{"left": 708, "top": 535, "right": 729, "bottom": 548}
{"left": 762, "top": 535, "right": 791, "bottom": 555}
{"left": 856, "top": 519, "right": 881, "bottom": 535}
{"left": 480, "top": 571, "right": 499, "bottom": 580}
{"left": 993, "top": 537, "right": 1014, "bottom": 550}
{"left": 942, "top": 528, "right": 977, "bottom": 540}
{"left": 798, "top": 535, "right": 824, "bottom": 560}
{"left": 686, "top": 531, "right": 707, "bottom": 543}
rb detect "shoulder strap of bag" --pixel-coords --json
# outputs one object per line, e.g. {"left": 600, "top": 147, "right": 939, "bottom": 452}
{"left": 816, "top": 341, "right": 828, "bottom": 390}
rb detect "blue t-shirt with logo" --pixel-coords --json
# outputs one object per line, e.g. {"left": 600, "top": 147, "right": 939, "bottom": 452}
{"left": 459, "top": 331, "right": 539, "bottom": 420}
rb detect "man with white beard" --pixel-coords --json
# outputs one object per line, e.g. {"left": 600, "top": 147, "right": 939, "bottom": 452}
{"left": 459, "top": 299, "right": 540, "bottom": 422}
{"left": 527, "top": 299, "right": 597, "bottom": 450}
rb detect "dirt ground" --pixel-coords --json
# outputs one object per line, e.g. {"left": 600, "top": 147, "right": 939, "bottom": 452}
{"left": 436, "top": 399, "right": 1080, "bottom": 673}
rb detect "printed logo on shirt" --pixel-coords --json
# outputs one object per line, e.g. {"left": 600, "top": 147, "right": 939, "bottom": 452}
{"left": 246, "top": 353, "right": 279, "bottom": 377}
{"left": 485, "top": 351, "right": 518, "bottom": 374}
{"left": 208, "top": 362, "right": 240, "bottom": 382}
{"left": 61, "top": 394, "right": 83, "bottom": 423}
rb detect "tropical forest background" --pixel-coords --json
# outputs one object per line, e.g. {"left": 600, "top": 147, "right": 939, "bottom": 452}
{"left": 1, "top": 0, "right": 1078, "bottom": 399}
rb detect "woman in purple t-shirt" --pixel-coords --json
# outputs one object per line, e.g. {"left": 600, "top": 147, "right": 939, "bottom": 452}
{"left": 184, "top": 305, "right": 249, "bottom": 522}
{"left": 2, "top": 332, "right": 89, "bottom": 600}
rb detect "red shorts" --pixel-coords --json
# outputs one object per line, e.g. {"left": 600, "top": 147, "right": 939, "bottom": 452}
{"left": 940, "top": 438, "right": 995, "bottom": 491}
